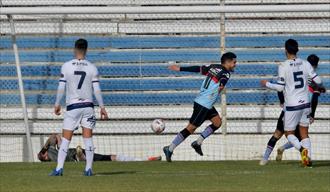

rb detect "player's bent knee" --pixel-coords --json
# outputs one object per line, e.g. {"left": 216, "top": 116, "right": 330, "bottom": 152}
{"left": 186, "top": 124, "right": 197, "bottom": 133}
{"left": 273, "top": 130, "right": 284, "bottom": 139}
{"left": 62, "top": 129, "right": 74, "bottom": 140}
{"left": 211, "top": 116, "right": 222, "bottom": 128}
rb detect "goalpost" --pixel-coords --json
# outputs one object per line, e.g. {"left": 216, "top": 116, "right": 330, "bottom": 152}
{"left": 0, "top": 2, "right": 329, "bottom": 162}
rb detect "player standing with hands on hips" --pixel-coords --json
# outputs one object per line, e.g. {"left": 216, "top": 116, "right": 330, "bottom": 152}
{"left": 261, "top": 39, "right": 322, "bottom": 167}
{"left": 50, "top": 39, "right": 108, "bottom": 176}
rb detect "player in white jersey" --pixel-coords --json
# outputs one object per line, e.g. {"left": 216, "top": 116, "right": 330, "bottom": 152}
{"left": 259, "top": 54, "right": 326, "bottom": 166}
{"left": 261, "top": 39, "right": 322, "bottom": 167}
{"left": 50, "top": 39, "right": 108, "bottom": 176}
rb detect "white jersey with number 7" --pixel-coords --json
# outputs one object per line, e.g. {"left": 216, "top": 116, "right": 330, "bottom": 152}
{"left": 59, "top": 59, "right": 99, "bottom": 106}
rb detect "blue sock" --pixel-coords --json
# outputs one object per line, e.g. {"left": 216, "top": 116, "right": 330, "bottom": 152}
{"left": 263, "top": 136, "right": 278, "bottom": 160}
{"left": 263, "top": 146, "right": 274, "bottom": 160}
{"left": 169, "top": 128, "right": 191, "bottom": 152}
{"left": 196, "top": 125, "right": 218, "bottom": 145}
{"left": 282, "top": 142, "right": 294, "bottom": 150}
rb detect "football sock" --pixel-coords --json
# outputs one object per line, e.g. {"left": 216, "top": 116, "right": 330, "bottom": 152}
{"left": 83, "top": 137, "right": 94, "bottom": 171}
{"left": 301, "top": 138, "right": 312, "bottom": 159}
{"left": 56, "top": 137, "right": 70, "bottom": 171}
{"left": 287, "top": 134, "right": 301, "bottom": 151}
{"left": 280, "top": 142, "right": 294, "bottom": 151}
{"left": 262, "top": 136, "right": 278, "bottom": 160}
{"left": 196, "top": 124, "right": 219, "bottom": 145}
{"left": 169, "top": 128, "right": 191, "bottom": 152}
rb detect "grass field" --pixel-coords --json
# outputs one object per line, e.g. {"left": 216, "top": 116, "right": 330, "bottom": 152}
{"left": 0, "top": 161, "right": 329, "bottom": 192}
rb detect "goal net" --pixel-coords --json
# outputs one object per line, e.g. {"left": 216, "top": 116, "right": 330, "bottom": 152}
{"left": 0, "top": 0, "right": 329, "bottom": 162}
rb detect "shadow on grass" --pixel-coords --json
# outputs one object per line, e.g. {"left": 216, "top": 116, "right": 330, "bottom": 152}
{"left": 312, "top": 161, "right": 330, "bottom": 168}
{"left": 95, "top": 171, "right": 138, "bottom": 176}
{"left": 276, "top": 161, "right": 330, "bottom": 168}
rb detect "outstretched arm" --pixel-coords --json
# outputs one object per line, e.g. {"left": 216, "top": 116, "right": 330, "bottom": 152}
{"left": 261, "top": 65, "right": 285, "bottom": 92}
{"left": 168, "top": 65, "right": 201, "bottom": 73}
{"left": 261, "top": 80, "right": 285, "bottom": 92}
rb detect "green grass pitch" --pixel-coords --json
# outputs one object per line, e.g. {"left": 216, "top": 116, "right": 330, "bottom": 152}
{"left": 0, "top": 161, "right": 329, "bottom": 192}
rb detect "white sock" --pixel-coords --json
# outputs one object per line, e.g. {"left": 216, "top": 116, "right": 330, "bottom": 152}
{"left": 196, "top": 136, "right": 205, "bottom": 145}
{"left": 83, "top": 137, "right": 94, "bottom": 171}
{"left": 287, "top": 134, "right": 301, "bottom": 151}
{"left": 116, "top": 154, "right": 139, "bottom": 161}
{"left": 56, "top": 137, "right": 70, "bottom": 171}
{"left": 301, "top": 138, "right": 312, "bottom": 160}
{"left": 280, "top": 142, "right": 294, "bottom": 151}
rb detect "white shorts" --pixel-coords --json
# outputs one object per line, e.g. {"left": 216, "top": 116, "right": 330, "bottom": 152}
{"left": 63, "top": 107, "right": 96, "bottom": 131}
{"left": 284, "top": 108, "right": 311, "bottom": 131}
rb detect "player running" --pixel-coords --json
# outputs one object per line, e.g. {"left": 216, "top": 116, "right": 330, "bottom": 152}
{"left": 163, "top": 52, "right": 237, "bottom": 162}
{"left": 39, "top": 134, "right": 161, "bottom": 162}
{"left": 261, "top": 39, "right": 323, "bottom": 167}
{"left": 49, "top": 39, "right": 109, "bottom": 176}
{"left": 260, "top": 54, "right": 326, "bottom": 165}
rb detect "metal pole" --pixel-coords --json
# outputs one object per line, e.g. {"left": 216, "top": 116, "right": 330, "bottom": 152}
{"left": 220, "top": 0, "right": 227, "bottom": 135}
{"left": 7, "top": 14, "right": 34, "bottom": 162}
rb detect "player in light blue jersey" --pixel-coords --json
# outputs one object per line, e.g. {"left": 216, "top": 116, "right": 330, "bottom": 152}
{"left": 163, "top": 52, "right": 237, "bottom": 162}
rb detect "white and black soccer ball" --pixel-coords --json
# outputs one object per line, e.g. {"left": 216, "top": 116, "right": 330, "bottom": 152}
{"left": 151, "top": 119, "right": 165, "bottom": 134}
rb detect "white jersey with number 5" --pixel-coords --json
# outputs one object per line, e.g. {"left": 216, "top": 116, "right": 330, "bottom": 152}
{"left": 59, "top": 59, "right": 99, "bottom": 106}
{"left": 277, "top": 58, "right": 318, "bottom": 108}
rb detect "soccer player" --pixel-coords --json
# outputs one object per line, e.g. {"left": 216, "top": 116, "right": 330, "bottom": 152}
{"left": 259, "top": 54, "right": 325, "bottom": 165}
{"left": 275, "top": 54, "right": 326, "bottom": 161}
{"left": 49, "top": 39, "right": 109, "bottom": 176}
{"left": 38, "top": 134, "right": 161, "bottom": 162}
{"left": 163, "top": 52, "right": 237, "bottom": 162}
{"left": 261, "top": 39, "right": 322, "bottom": 167}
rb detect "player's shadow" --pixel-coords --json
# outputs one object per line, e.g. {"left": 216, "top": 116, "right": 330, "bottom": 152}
{"left": 95, "top": 171, "right": 138, "bottom": 176}
{"left": 281, "top": 161, "right": 330, "bottom": 167}
{"left": 312, "top": 161, "right": 330, "bottom": 167}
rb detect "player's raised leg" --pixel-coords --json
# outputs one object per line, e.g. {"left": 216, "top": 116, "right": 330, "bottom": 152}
{"left": 192, "top": 112, "right": 221, "bottom": 156}
{"left": 163, "top": 123, "right": 196, "bottom": 162}
{"left": 276, "top": 124, "right": 300, "bottom": 161}
{"left": 276, "top": 142, "right": 293, "bottom": 161}
{"left": 164, "top": 101, "right": 213, "bottom": 162}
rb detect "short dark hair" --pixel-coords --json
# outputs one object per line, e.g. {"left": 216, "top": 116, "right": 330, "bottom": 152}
{"left": 221, "top": 52, "right": 237, "bottom": 64}
{"left": 307, "top": 54, "right": 319, "bottom": 68}
{"left": 285, "top": 39, "right": 299, "bottom": 55}
{"left": 75, "top": 38, "right": 88, "bottom": 52}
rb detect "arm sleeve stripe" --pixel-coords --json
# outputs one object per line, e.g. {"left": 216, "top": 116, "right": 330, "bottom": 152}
{"left": 311, "top": 74, "right": 318, "bottom": 80}
{"left": 59, "top": 80, "right": 66, "bottom": 83}
{"left": 92, "top": 81, "right": 100, "bottom": 83}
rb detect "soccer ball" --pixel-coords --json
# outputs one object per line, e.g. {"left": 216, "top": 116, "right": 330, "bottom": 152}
{"left": 151, "top": 119, "right": 165, "bottom": 134}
